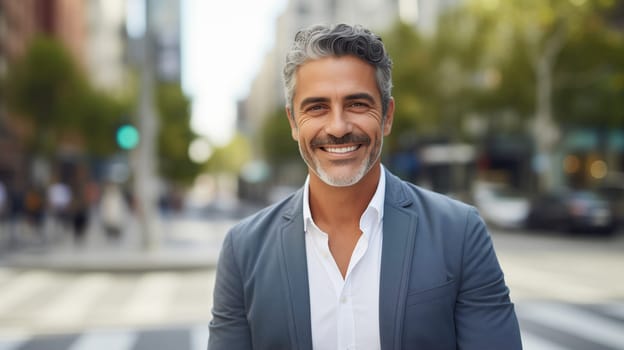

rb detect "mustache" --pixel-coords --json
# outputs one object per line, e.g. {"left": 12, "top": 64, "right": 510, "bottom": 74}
{"left": 310, "top": 133, "right": 371, "bottom": 148}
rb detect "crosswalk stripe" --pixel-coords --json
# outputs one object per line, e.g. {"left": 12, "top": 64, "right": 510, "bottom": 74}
{"left": 66, "top": 329, "right": 138, "bottom": 350}
{"left": 595, "top": 303, "right": 624, "bottom": 321}
{"left": 504, "top": 264, "right": 614, "bottom": 302}
{"left": 520, "top": 332, "right": 569, "bottom": 350}
{"left": 123, "top": 272, "right": 178, "bottom": 323}
{"left": 501, "top": 254, "right": 624, "bottom": 299}
{"left": 0, "top": 271, "right": 53, "bottom": 314}
{"left": 0, "top": 337, "right": 27, "bottom": 350}
{"left": 519, "top": 302, "right": 624, "bottom": 349}
{"left": 191, "top": 324, "right": 209, "bottom": 350}
{"left": 0, "top": 268, "right": 16, "bottom": 287}
{"left": 37, "top": 273, "right": 112, "bottom": 327}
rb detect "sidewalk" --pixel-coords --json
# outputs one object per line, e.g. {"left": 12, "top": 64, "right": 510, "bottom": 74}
{"left": 0, "top": 213, "right": 236, "bottom": 272}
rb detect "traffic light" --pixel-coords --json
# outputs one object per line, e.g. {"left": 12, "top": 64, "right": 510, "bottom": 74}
{"left": 116, "top": 124, "right": 140, "bottom": 150}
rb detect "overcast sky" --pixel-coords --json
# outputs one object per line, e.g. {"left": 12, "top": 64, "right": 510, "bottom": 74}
{"left": 181, "top": 0, "right": 287, "bottom": 146}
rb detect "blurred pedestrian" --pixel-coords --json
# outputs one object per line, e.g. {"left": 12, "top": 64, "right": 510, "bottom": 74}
{"left": 47, "top": 179, "right": 72, "bottom": 238}
{"left": 208, "top": 24, "right": 521, "bottom": 349}
{"left": 99, "top": 182, "right": 126, "bottom": 241}
{"left": 0, "top": 180, "right": 7, "bottom": 236}
{"left": 69, "top": 182, "right": 89, "bottom": 244}
{"left": 7, "top": 181, "right": 25, "bottom": 245}
{"left": 23, "top": 184, "right": 45, "bottom": 241}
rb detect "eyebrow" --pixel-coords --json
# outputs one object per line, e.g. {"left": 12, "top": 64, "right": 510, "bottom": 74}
{"left": 299, "top": 97, "right": 329, "bottom": 110}
{"left": 344, "top": 93, "right": 376, "bottom": 104}
{"left": 298, "top": 93, "right": 376, "bottom": 110}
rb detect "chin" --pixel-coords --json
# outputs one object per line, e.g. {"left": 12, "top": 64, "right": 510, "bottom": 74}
{"left": 316, "top": 165, "right": 369, "bottom": 187}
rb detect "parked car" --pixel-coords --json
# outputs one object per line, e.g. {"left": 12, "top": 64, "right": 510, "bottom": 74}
{"left": 595, "top": 183, "right": 624, "bottom": 230}
{"left": 474, "top": 181, "right": 530, "bottom": 229}
{"left": 526, "top": 189, "right": 616, "bottom": 234}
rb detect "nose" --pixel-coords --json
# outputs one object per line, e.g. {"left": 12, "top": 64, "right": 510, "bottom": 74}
{"left": 324, "top": 109, "right": 352, "bottom": 138}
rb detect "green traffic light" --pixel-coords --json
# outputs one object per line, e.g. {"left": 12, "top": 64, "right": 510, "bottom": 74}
{"left": 116, "top": 124, "right": 140, "bottom": 150}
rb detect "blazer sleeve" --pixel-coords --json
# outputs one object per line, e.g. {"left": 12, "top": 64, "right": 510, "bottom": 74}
{"left": 454, "top": 208, "right": 522, "bottom": 350}
{"left": 208, "top": 230, "right": 252, "bottom": 350}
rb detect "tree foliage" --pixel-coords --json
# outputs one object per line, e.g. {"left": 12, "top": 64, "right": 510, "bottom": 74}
{"left": 468, "top": 0, "right": 624, "bottom": 126}
{"left": 81, "top": 91, "right": 133, "bottom": 156}
{"left": 382, "top": 0, "right": 624, "bottom": 144}
{"left": 4, "top": 36, "right": 134, "bottom": 158}
{"left": 5, "top": 36, "right": 90, "bottom": 155}
{"left": 5, "top": 37, "right": 204, "bottom": 185}
{"left": 259, "top": 107, "right": 300, "bottom": 167}
{"left": 552, "top": 3, "right": 624, "bottom": 126}
{"left": 156, "top": 82, "right": 201, "bottom": 184}
{"left": 204, "top": 133, "right": 251, "bottom": 174}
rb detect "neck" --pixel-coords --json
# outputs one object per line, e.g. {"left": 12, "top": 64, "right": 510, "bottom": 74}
{"left": 308, "top": 164, "right": 381, "bottom": 228}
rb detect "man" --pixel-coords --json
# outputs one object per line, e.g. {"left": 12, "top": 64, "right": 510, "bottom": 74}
{"left": 209, "top": 23, "right": 522, "bottom": 350}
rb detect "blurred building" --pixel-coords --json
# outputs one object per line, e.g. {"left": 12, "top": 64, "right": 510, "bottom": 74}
{"left": 147, "top": 0, "right": 181, "bottom": 83}
{"left": 129, "top": 0, "right": 182, "bottom": 82}
{"left": 125, "top": 0, "right": 181, "bottom": 80}
{"left": 1, "top": 0, "right": 87, "bottom": 66}
{"left": 410, "top": 0, "right": 463, "bottom": 35}
{"left": 0, "top": 1, "right": 37, "bottom": 184}
{"left": 560, "top": 128, "right": 624, "bottom": 189}
{"left": 0, "top": 0, "right": 87, "bottom": 186}
{"left": 85, "top": 0, "right": 128, "bottom": 94}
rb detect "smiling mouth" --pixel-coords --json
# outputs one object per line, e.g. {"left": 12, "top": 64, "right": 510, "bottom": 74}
{"left": 322, "top": 145, "right": 360, "bottom": 154}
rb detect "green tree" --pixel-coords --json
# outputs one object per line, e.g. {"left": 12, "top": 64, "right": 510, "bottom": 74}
{"left": 383, "top": 12, "right": 499, "bottom": 151}
{"left": 204, "top": 133, "right": 251, "bottom": 174}
{"left": 383, "top": 22, "right": 433, "bottom": 152}
{"left": 5, "top": 36, "right": 89, "bottom": 156}
{"left": 553, "top": 6, "right": 624, "bottom": 127}
{"left": 156, "top": 83, "right": 200, "bottom": 184}
{"left": 468, "top": 0, "right": 624, "bottom": 190}
{"left": 4, "top": 36, "right": 135, "bottom": 159}
{"left": 259, "top": 107, "right": 300, "bottom": 167}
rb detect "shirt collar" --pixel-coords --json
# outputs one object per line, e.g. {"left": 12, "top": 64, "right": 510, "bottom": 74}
{"left": 303, "top": 164, "right": 386, "bottom": 232}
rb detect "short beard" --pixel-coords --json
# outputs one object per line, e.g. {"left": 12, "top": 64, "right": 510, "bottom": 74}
{"left": 299, "top": 136, "right": 383, "bottom": 187}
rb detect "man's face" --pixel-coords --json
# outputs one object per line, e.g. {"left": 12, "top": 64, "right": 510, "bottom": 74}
{"left": 287, "top": 55, "right": 394, "bottom": 187}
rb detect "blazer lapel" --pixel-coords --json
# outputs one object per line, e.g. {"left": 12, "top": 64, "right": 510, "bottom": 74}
{"left": 279, "top": 190, "right": 313, "bottom": 350}
{"left": 379, "top": 173, "right": 418, "bottom": 350}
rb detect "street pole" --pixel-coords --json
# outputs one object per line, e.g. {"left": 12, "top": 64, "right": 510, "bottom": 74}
{"left": 532, "top": 24, "right": 565, "bottom": 193}
{"left": 133, "top": 17, "right": 161, "bottom": 251}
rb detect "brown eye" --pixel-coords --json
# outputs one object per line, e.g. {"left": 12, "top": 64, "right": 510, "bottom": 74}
{"left": 348, "top": 102, "right": 369, "bottom": 112}
{"left": 306, "top": 105, "right": 328, "bottom": 116}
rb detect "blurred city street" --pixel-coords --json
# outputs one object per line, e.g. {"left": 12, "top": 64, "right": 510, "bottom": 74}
{"left": 1, "top": 0, "right": 623, "bottom": 349}
{"left": 0, "top": 205, "right": 623, "bottom": 349}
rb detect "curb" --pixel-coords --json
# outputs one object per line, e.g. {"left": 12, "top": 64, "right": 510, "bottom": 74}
{"left": 1, "top": 248, "right": 221, "bottom": 272}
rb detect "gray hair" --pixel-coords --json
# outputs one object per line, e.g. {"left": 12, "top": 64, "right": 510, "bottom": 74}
{"left": 282, "top": 23, "right": 393, "bottom": 118}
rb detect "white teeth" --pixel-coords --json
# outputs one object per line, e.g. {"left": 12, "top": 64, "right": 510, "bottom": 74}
{"left": 325, "top": 145, "right": 358, "bottom": 153}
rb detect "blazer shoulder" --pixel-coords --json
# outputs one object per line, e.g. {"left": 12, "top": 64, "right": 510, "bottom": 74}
{"left": 385, "top": 172, "right": 487, "bottom": 249}
{"left": 227, "top": 188, "right": 303, "bottom": 245}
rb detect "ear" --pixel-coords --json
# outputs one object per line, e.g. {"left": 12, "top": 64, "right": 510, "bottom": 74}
{"left": 286, "top": 106, "right": 298, "bottom": 141}
{"left": 383, "top": 97, "right": 395, "bottom": 136}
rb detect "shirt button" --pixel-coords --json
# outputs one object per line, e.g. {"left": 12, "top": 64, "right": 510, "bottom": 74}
{"left": 340, "top": 296, "right": 347, "bottom": 303}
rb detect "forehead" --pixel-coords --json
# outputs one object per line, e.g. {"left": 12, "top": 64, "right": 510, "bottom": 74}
{"left": 294, "top": 55, "right": 379, "bottom": 102}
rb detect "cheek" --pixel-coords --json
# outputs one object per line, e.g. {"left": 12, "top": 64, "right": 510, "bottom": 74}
{"left": 362, "top": 117, "right": 385, "bottom": 136}
{"left": 296, "top": 119, "right": 320, "bottom": 139}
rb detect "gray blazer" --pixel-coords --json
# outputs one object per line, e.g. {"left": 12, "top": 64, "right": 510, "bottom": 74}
{"left": 208, "top": 171, "right": 522, "bottom": 349}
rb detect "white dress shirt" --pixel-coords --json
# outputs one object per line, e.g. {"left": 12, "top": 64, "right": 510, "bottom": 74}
{"left": 303, "top": 166, "right": 385, "bottom": 350}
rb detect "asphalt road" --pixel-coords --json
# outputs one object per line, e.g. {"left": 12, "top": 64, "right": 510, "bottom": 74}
{"left": 491, "top": 227, "right": 624, "bottom": 349}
